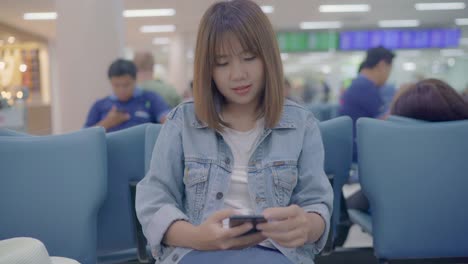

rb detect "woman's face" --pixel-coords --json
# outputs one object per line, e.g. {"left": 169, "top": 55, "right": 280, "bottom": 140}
{"left": 212, "top": 34, "right": 265, "bottom": 110}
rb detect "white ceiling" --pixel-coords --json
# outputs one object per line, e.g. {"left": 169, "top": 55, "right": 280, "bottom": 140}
{"left": 0, "top": 0, "right": 467, "bottom": 51}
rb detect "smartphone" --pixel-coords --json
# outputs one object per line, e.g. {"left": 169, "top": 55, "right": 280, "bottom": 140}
{"left": 229, "top": 215, "right": 267, "bottom": 235}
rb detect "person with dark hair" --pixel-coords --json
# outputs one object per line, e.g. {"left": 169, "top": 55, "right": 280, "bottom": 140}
{"left": 84, "top": 58, "right": 170, "bottom": 132}
{"left": 392, "top": 78, "right": 468, "bottom": 121}
{"left": 339, "top": 46, "right": 395, "bottom": 162}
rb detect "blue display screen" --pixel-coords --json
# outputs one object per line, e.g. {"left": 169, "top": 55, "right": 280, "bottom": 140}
{"left": 339, "top": 28, "right": 460, "bottom": 50}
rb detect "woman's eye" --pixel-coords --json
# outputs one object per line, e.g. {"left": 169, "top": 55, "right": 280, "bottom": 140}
{"left": 244, "top": 55, "right": 256, "bottom": 61}
{"left": 215, "top": 62, "right": 228, "bottom": 66}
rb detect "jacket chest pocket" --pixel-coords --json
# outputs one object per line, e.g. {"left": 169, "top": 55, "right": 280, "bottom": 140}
{"left": 183, "top": 161, "right": 210, "bottom": 218}
{"left": 271, "top": 162, "right": 298, "bottom": 206}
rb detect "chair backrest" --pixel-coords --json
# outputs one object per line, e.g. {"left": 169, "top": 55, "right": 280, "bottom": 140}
{"left": 0, "top": 127, "right": 107, "bottom": 264}
{"left": 98, "top": 124, "right": 149, "bottom": 258}
{"left": 357, "top": 118, "right": 468, "bottom": 260}
{"left": 386, "top": 115, "right": 426, "bottom": 124}
{"left": 307, "top": 103, "right": 340, "bottom": 122}
{"left": 317, "top": 116, "right": 353, "bottom": 249}
{"left": 144, "top": 124, "right": 163, "bottom": 173}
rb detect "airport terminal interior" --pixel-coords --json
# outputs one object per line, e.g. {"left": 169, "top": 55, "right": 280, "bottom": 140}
{"left": 1, "top": 0, "right": 468, "bottom": 263}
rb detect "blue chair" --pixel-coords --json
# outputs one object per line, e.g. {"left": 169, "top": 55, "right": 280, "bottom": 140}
{"left": 348, "top": 115, "right": 427, "bottom": 235}
{"left": 357, "top": 118, "right": 468, "bottom": 262}
{"left": 317, "top": 116, "right": 353, "bottom": 253}
{"left": 0, "top": 127, "right": 107, "bottom": 264}
{"left": 127, "top": 124, "right": 163, "bottom": 261}
{"left": 97, "top": 124, "right": 150, "bottom": 263}
{"left": 307, "top": 103, "right": 340, "bottom": 122}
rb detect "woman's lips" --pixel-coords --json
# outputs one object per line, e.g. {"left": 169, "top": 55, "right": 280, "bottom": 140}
{"left": 232, "top": 85, "right": 251, "bottom": 96}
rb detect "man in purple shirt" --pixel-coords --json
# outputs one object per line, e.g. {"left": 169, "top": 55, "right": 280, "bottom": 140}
{"left": 84, "top": 59, "right": 170, "bottom": 132}
{"left": 339, "top": 46, "right": 395, "bottom": 161}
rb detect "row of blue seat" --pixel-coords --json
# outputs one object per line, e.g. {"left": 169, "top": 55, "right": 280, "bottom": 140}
{"left": 3, "top": 114, "right": 466, "bottom": 263}
{"left": 305, "top": 103, "right": 340, "bottom": 122}
{"left": 0, "top": 124, "right": 162, "bottom": 264}
{"left": 0, "top": 116, "right": 353, "bottom": 263}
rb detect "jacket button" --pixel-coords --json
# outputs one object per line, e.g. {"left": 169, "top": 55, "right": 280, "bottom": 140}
{"left": 225, "top": 158, "right": 231, "bottom": 164}
{"left": 172, "top": 253, "right": 179, "bottom": 262}
{"left": 216, "top": 192, "right": 224, "bottom": 200}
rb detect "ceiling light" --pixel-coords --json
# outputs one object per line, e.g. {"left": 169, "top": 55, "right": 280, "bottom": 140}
{"left": 140, "top": 25, "right": 176, "bottom": 33}
{"left": 153, "top": 37, "right": 171, "bottom": 45}
{"left": 319, "top": 4, "right": 370, "bottom": 13}
{"left": 261, "top": 6, "right": 274, "bottom": 13}
{"left": 123, "top": 9, "right": 175, "bottom": 18}
{"left": 378, "top": 20, "right": 420, "bottom": 28}
{"left": 7, "top": 36, "right": 15, "bottom": 44}
{"left": 455, "top": 18, "right": 468, "bottom": 25}
{"left": 300, "top": 21, "right": 342, "bottom": 30}
{"left": 402, "top": 62, "right": 416, "bottom": 71}
{"left": 415, "top": 2, "right": 465, "bottom": 10}
{"left": 23, "top": 12, "right": 57, "bottom": 20}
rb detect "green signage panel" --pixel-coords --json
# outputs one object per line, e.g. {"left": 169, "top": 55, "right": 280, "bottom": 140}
{"left": 277, "top": 32, "right": 338, "bottom": 52}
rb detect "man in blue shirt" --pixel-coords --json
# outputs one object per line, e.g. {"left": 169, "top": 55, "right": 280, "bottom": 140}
{"left": 84, "top": 59, "right": 170, "bottom": 132}
{"left": 335, "top": 47, "right": 395, "bottom": 247}
{"left": 339, "top": 46, "right": 395, "bottom": 161}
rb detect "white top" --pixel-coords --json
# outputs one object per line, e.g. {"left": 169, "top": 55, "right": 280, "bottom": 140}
{"left": 221, "top": 118, "right": 276, "bottom": 248}
{"left": 222, "top": 118, "right": 264, "bottom": 214}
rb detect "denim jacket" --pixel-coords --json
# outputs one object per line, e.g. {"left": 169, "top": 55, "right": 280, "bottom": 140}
{"left": 136, "top": 100, "right": 333, "bottom": 264}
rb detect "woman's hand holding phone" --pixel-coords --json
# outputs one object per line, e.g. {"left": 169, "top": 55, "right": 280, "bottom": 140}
{"left": 192, "top": 209, "right": 266, "bottom": 250}
{"left": 256, "top": 204, "right": 325, "bottom": 248}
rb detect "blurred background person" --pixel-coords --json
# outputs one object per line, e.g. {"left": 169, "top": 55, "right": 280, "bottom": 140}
{"left": 84, "top": 59, "right": 170, "bottom": 132}
{"left": 284, "top": 78, "right": 303, "bottom": 104}
{"left": 339, "top": 46, "right": 395, "bottom": 162}
{"left": 391, "top": 78, "right": 468, "bottom": 121}
{"left": 321, "top": 80, "right": 331, "bottom": 103}
{"left": 133, "top": 51, "right": 182, "bottom": 108}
